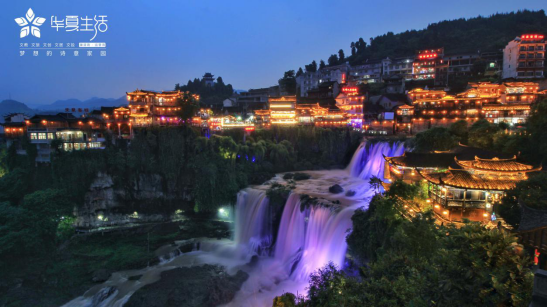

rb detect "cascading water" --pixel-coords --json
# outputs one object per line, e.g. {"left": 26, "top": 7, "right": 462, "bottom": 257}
{"left": 234, "top": 188, "right": 273, "bottom": 256}
{"left": 66, "top": 140, "right": 404, "bottom": 307}
{"left": 347, "top": 140, "right": 405, "bottom": 180}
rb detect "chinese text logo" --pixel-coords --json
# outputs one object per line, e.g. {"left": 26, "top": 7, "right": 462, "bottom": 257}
{"left": 15, "top": 8, "right": 45, "bottom": 38}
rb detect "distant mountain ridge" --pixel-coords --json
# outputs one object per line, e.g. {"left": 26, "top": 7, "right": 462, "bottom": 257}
{"left": 0, "top": 99, "right": 35, "bottom": 120}
{"left": 0, "top": 96, "right": 128, "bottom": 123}
{"left": 35, "top": 96, "right": 127, "bottom": 111}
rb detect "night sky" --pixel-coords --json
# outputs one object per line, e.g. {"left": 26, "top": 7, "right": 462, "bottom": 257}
{"left": 0, "top": 0, "right": 546, "bottom": 105}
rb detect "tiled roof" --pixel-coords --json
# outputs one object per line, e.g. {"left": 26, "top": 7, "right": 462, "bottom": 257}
{"left": 455, "top": 156, "right": 539, "bottom": 172}
{"left": 418, "top": 169, "right": 518, "bottom": 191}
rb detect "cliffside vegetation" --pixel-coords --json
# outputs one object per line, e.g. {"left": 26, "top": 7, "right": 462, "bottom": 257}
{"left": 275, "top": 181, "right": 534, "bottom": 307}
{"left": 0, "top": 126, "right": 361, "bottom": 305}
{"left": 299, "top": 10, "right": 547, "bottom": 70}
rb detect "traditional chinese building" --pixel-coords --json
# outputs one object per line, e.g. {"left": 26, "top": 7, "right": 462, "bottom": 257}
{"left": 2, "top": 113, "right": 29, "bottom": 143}
{"left": 419, "top": 156, "right": 540, "bottom": 222}
{"left": 269, "top": 96, "right": 297, "bottom": 125}
{"left": 126, "top": 89, "right": 183, "bottom": 127}
{"left": 335, "top": 86, "right": 365, "bottom": 125}
{"left": 407, "top": 81, "right": 542, "bottom": 132}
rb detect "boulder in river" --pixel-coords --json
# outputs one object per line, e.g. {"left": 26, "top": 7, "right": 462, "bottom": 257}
{"left": 125, "top": 264, "right": 249, "bottom": 306}
{"left": 329, "top": 184, "right": 344, "bottom": 194}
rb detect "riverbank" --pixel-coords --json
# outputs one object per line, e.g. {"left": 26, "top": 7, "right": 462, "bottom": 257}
{"left": 0, "top": 218, "right": 231, "bottom": 307}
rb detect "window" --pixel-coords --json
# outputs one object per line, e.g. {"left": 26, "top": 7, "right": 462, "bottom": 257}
{"left": 38, "top": 133, "right": 46, "bottom": 140}
{"left": 47, "top": 133, "right": 54, "bottom": 139}
{"left": 30, "top": 133, "right": 37, "bottom": 139}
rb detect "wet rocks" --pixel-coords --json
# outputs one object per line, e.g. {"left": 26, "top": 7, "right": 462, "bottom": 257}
{"left": 125, "top": 264, "right": 249, "bottom": 307}
{"left": 345, "top": 190, "right": 356, "bottom": 197}
{"left": 329, "top": 184, "right": 344, "bottom": 194}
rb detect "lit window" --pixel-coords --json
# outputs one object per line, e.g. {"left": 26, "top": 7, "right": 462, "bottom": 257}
{"left": 47, "top": 133, "right": 54, "bottom": 139}
{"left": 30, "top": 133, "right": 37, "bottom": 139}
{"left": 38, "top": 133, "right": 46, "bottom": 140}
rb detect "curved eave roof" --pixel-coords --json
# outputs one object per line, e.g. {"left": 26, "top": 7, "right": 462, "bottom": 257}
{"left": 417, "top": 168, "right": 518, "bottom": 191}
{"left": 455, "top": 156, "right": 541, "bottom": 173}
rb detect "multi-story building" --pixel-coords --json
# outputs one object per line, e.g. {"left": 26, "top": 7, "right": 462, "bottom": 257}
{"left": 126, "top": 89, "right": 183, "bottom": 127}
{"left": 2, "top": 113, "right": 28, "bottom": 143}
{"left": 269, "top": 96, "right": 297, "bottom": 125}
{"left": 381, "top": 57, "right": 414, "bottom": 80}
{"left": 237, "top": 86, "right": 279, "bottom": 110}
{"left": 335, "top": 86, "right": 365, "bottom": 128}
{"left": 349, "top": 60, "right": 383, "bottom": 84}
{"left": 503, "top": 34, "right": 546, "bottom": 79}
{"left": 444, "top": 52, "right": 480, "bottom": 77}
{"left": 404, "top": 81, "right": 541, "bottom": 133}
{"left": 412, "top": 48, "right": 448, "bottom": 85}
{"left": 90, "top": 106, "right": 133, "bottom": 138}
{"left": 17, "top": 113, "right": 106, "bottom": 162}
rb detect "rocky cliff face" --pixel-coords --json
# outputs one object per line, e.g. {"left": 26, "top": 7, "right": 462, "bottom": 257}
{"left": 75, "top": 172, "right": 192, "bottom": 228}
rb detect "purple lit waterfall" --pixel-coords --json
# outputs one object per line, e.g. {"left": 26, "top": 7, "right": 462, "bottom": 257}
{"left": 347, "top": 141, "right": 405, "bottom": 180}
{"left": 234, "top": 188, "right": 273, "bottom": 256}
{"left": 66, "top": 141, "right": 406, "bottom": 307}
{"left": 273, "top": 193, "right": 360, "bottom": 280}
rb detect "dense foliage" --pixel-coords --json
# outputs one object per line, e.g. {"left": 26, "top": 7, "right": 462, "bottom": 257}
{"left": 275, "top": 181, "right": 534, "bottom": 307}
{"left": 175, "top": 75, "right": 234, "bottom": 107}
{"left": 298, "top": 10, "right": 546, "bottom": 69}
{"left": 0, "top": 126, "right": 361, "bottom": 268}
{"left": 498, "top": 173, "right": 547, "bottom": 228}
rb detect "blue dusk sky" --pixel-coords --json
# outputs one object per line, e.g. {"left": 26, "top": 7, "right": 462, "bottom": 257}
{"left": 0, "top": 0, "right": 546, "bottom": 105}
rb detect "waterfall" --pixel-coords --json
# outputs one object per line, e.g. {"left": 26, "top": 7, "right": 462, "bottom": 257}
{"left": 347, "top": 140, "right": 405, "bottom": 180}
{"left": 273, "top": 193, "right": 359, "bottom": 280}
{"left": 66, "top": 141, "right": 400, "bottom": 307}
{"left": 234, "top": 188, "right": 272, "bottom": 256}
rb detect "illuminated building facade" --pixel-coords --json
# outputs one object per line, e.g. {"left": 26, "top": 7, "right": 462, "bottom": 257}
{"left": 419, "top": 156, "right": 540, "bottom": 223}
{"left": 407, "top": 81, "right": 541, "bottom": 132}
{"left": 412, "top": 48, "right": 448, "bottom": 85}
{"left": 385, "top": 145, "right": 541, "bottom": 223}
{"left": 335, "top": 86, "right": 365, "bottom": 128}
{"left": 126, "top": 89, "right": 183, "bottom": 127}
{"left": 503, "top": 34, "right": 546, "bottom": 79}
{"left": 24, "top": 113, "right": 105, "bottom": 162}
{"left": 269, "top": 96, "right": 297, "bottom": 125}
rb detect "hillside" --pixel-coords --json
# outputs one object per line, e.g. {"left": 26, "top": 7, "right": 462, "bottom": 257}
{"left": 310, "top": 10, "right": 547, "bottom": 68}
{"left": 0, "top": 100, "right": 35, "bottom": 121}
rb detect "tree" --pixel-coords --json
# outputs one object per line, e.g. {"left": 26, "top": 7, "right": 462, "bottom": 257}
{"left": 499, "top": 173, "right": 547, "bottom": 228}
{"left": 468, "top": 119, "right": 500, "bottom": 148}
{"left": 305, "top": 60, "right": 317, "bottom": 73}
{"left": 338, "top": 49, "right": 345, "bottom": 63}
{"left": 176, "top": 92, "right": 200, "bottom": 124}
{"left": 278, "top": 70, "right": 297, "bottom": 95}
{"left": 368, "top": 176, "right": 383, "bottom": 193}
{"left": 412, "top": 127, "right": 459, "bottom": 152}
{"left": 350, "top": 42, "right": 356, "bottom": 56}
{"left": 296, "top": 67, "right": 304, "bottom": 77}
{"left": 319, "top": 60, "right": 326, "bottom": 70}
{"left": 328, "top": 54, "right": 339, "bottom": 66}
{"left": 449, "top": 119, "right": 469, "bottom": 143}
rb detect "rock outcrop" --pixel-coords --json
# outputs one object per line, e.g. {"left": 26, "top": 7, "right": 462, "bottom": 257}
{"left": 125, "top": 265, "right": 248, "bottom": 306}
{"left": 75, "top": 172, "right": 192, "bottom": 228}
